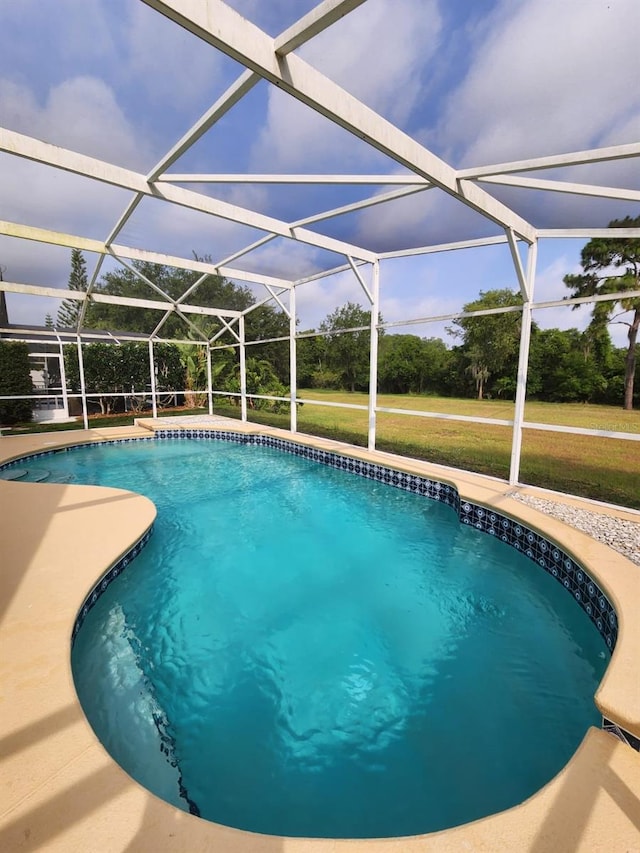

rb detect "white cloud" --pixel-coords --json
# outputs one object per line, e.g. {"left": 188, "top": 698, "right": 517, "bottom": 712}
{"left": 0, "top": 73, "right": 147, "bottom": 285}
{"left": 123, "top": 3, "right": 227, "bottom": 115}
{"left": 353, "top": 185, "right": 502, "bottom": 251}
{"left": 251, "top": 0, "right": 441, "bottom": 172}
{"left": 0, "top": 0, "right": 116, "bottom": 67}
{"left": 0, "top": 154, "right": 133, "bottom": 250}
{"left": 116, "top": 194, "right": 269, "bottom": 266}
{"left": 302, "top": 0, "right": 441, "bottom": 127}
{"left": 0, "top": 76, "right": 150, "bottom": 170}
{"left": 440, "top": 0, "right": 640, "bottom": 166}
{"left": 296, "top": 268, "right": 372, "bottom": 329}
{"left": 233, "top": 238, "right": 335, "bottom": 282}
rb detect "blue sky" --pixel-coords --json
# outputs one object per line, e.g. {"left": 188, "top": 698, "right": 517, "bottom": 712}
{"left": 0, "top": 0, "right": 639, "bottom": 344}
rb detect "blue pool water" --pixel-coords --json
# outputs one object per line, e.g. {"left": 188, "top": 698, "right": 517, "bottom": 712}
{"left": 27, "top": 439, "right": 608, "bottom": 837}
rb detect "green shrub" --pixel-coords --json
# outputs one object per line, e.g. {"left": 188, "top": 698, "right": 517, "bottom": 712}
{"left": 0, "top": 341, "right": 33, "bottom": 424}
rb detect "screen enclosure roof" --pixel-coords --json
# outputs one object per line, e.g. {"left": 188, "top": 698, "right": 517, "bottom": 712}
{"left": 0, "top": 0, "right": 639, "bottom": 341}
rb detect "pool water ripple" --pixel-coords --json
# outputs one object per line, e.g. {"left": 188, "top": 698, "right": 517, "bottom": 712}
{"left": 37, "top": 438, "right": 611, "bottom": 838}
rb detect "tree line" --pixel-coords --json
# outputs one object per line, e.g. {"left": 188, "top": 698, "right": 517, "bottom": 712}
{"left": 27, "top": 214, "right": 640, "bottom": 414}
{"left": 296, "top": 294, "right": 636, "bottom": 406}
{"left": 299, "top": 216, "right": 639, "bottom": 409}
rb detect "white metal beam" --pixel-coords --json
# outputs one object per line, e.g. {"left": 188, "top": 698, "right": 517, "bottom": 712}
{"left": 241, "top": 287, "right": 293, "bottom": 319}
{"left": 292, "top": 184, "right": 430, "bottom": 228}
{"left": 112, "top": 254, "right": 176, "bottom": 304}
{"left": 0, "top": 280, "right": 242, "bottom": 318}
{"left": 534, "top": 290, "right": 640, "bottom": 311}
{"left": 157, "top": 173, "right": 429, "bottom": 185}
{"left": 509, "top": 241, "right": 537, "bottom": 485}
{"left": 289, "top": 286, "right": 297, "bottom": 433}
{"left": 0, "top": 281, "right": 83, "bottom": 302}
{"left": 213, "top": 184, "right": 419, "bottom": 277}
{"left": 457, "top": 142, "right": 640, "bottom": 179}
{"left": 275, "top": 0, "right": 367, "bottom": 55}
{"left": 239, "top": 315, "right": 247, "bottom": 421}
{"left": 367, "top": 260, "right": 380, "bottom": 451}
{"left": 347, "top": 256, "right": 372, "bottom": 304}
{"left": 225, "top": 186, "right": 432, "bottom": 287}
{"left": 150, "top": 307, "right": 175, "bottom": 338}
{"left": 206, "top": 344, "right": 214, "bottom": 416}
{"left": 176, "top": 272, "right": 211, "bottom": 305}
{"left": 0, "top": 129, "right": 377, "bottom": 262}
{"left": 104, "top": 194, "right": 144, "bottom": 247}
{"left": 209, "top": 316, "right": 241, "bottom": 345}
{"left": 521, "top": 421, "right": 640, "bottom": 442}
{"left": 263, "top": 284, "right": 290, "bottom": 318}
{"left": 505, "top": 228, "right": 529, "bottom": 301}
{"left": 537, "top": 228, "right": 640, "bottom": 239}
{"left": 76, "top": 337, "right": 89, "bottom": 430}
{"left": 478, "top": 174, "right": 640, "bottom": 203}
{"left": 149, "top": 70, "right": 260, "bottom": 182}
{"left": 139, "top": 0, "right": 537, "bottom": 243}
{"left": 149, "top": 340, "right": 158, "bottom": 418}
{"left": 212, "top": 234, "right": 278, "bottom": 270}
{"left": 101, "top": 70, "right": 261, "bottom": 308}
{"left": 380, "top": 304, "right": 523, "bottom": 331}
{"left": 0, "top": 218, "right": 293, "bottom": 288}
{"left": 377, "top": 235, "right": 509, "bottom": 260}
{"left": 0, "top": 326, "right": 202, "bottom": 345}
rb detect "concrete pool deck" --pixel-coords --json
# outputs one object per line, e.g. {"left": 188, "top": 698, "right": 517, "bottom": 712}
{"left": 1, "top": 421, "right": 639, "bottom": 852}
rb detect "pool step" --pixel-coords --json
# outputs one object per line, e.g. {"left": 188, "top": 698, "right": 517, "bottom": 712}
{"left": 0, "top": 468, "right": 29, "bottom": 481}
{"left": 0, "top": 469, "right": 61, "bottom": 483}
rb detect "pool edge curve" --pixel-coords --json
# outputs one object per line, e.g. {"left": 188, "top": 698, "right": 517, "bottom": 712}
{"left": 1, "top": 423, "right": 639, "bottom": 852}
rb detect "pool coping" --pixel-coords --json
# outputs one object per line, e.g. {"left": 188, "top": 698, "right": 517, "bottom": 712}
{"left": 1, "top": 422, "right": 639, "bottom": 852}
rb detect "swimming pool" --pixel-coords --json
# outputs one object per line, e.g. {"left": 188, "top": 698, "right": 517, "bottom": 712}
{"left": 14, "top": 435, "right": 611, "bottom": 837}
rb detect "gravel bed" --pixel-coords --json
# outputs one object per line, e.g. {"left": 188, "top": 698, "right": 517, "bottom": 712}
{"left": 510, "top": 493, "right": 640, "bottom": 567}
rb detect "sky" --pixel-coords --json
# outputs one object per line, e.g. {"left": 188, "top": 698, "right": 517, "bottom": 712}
{"left": 0, "top": 0, "right": 639, "bottom": 345}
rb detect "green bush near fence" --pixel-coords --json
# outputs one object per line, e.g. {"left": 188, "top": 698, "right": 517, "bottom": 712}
{"left": 0, "top": 341, "right": 33, "bottom": 425}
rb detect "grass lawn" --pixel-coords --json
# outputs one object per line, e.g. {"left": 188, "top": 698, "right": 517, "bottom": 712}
{"left": 3, "top": 394, "right": 638, "bottom": 508}
{"left": 234, "top": 391, "right": 640, "bottom": 509}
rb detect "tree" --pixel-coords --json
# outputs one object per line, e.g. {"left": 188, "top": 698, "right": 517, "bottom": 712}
{"left": 176, "top": 342, "right": 210, "bottom": 407}
{"left": 244, "top": 304, "right": 291, "bottom": 384}
{"left": 447, "top": 289, "right": 524, "bottom": 399}
{"left": 235, "top": 357, "right": 289, "bottom": 411}
{"left": 64, "top": 342, "right": 184, "bottom": 415}
{"left": 84, "top": 260, "right": 248, "bottom": 337}
{"left": 527, "top": 328, "right": 609, "bottom": 402}
{"left": 296, "top": 332, "right": 341, "bottom": 388}
{"left": 153, "top": 343, "right": 186, "bottom": 409}
{"left": 466, "top": 351, "right": 491, "bottom": 400}
{"left": 0, "top": 341, "right": 33, "bottom": 424}
{"left": 319, "top": 302, "right": 379, "bottom": 392}
{"left": 57, "top": 249, "right": 88, "bottom": 328}
{"left": 564, "top": 215, "right": 640, "bottom": 410}
{"left": 77, "top": 343, "right": 123, "bottom": 414}
{"left": 377, "top": 335, "right": 452, "bottom": 394}
{"left": 81, "top": 257, "right": 291, "bottom": 384}
{"left": 378, "top": 334, "right": 424, "bottom": 393}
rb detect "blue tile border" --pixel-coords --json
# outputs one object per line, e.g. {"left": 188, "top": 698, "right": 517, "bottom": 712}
{"left": 3, "top": 430, "right": 626, "bottom": 745}
{"left": 71, "top": 525, "right": 154, "bottom": 643}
